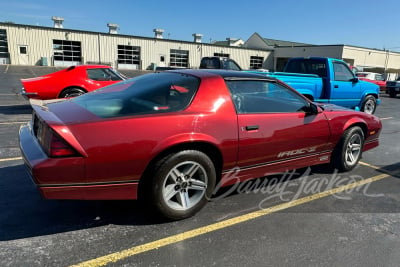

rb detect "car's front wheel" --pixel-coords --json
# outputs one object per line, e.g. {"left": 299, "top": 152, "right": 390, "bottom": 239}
{"left": 150, "top": 150, "right": 216, "bottom": 220}
{"left": 59, "top": 87, "right": 86, "bottom": 98}
{"left": 361, "top": 95, "right": 376, "bottom": 114}
{"left": 331, "top": 126, "right": 364, "bottom": 172}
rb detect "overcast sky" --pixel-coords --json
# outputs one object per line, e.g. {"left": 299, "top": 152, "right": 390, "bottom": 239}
{"left": 1, "top": 0, "right": 399, "bottom": 51}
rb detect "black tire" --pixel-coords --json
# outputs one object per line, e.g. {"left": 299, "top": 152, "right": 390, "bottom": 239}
{"left": 389, "top": 91, "right": 397, "bottom": 98}
{"left": 150, "top": 150, "right": 216, "bottom": 220}
{"left": 361, "top": 95, "right": 376, "bottom": 114}
{"left": 331, "top": 126, "right": 364, "bottom": 172}
{"left": 59, "top": 87, "right": 86, "bottom": 98}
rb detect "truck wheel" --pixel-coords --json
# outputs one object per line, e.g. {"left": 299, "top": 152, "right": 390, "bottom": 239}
{"left": 361, "top": 95, "right": 376, "bottom": 114}
{"left": 331, "top": 126, "right": 364, "bottom": 172}
{"left": 150, "top": 150, "right": 216, "bottom": 220}
{"left": 389, "top": 91, "right": 397, "bottom": 98}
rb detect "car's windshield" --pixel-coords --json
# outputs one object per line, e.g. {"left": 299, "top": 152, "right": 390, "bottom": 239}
{"left": 72, "top": 72, "right": 200, "bottom": 118}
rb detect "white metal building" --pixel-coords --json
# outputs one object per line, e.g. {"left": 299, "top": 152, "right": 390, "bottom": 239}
{"left": 245, "top": 32, "right": 400, "bottom": 75}
{"left": 1, "top": 21, "right": 400, "bottom": 76}
{"left": 0, "top": 22, "right": 273, "bottom": 70}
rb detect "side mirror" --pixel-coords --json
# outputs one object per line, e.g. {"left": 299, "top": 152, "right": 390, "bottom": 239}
{"left": 302, "top": 103, "right": 319, "bottom": 115}
{"left": 351, "top": 77, "right": 359, "bottom": 83}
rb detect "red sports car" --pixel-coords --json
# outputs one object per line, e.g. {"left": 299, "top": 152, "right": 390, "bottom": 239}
{"left": 19, "top": 70, "right": 382, "bottom": 220}
{"left": 20, "top": 65, "right": 126, "bottom": 99}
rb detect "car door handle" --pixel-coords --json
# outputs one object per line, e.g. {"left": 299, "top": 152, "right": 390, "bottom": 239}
{"left": 334, "top": 85, "right": 339, "bottom": 88}
{"left": 245, "top": 125, "right": 259, "bottom": 131}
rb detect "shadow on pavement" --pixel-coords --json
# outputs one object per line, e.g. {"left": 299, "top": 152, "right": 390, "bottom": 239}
{"left": 0, "top": 104, "right": 32, "bottom": 115}
{"left": 1, "top": 162, "right": 399, "bottom": 241}
{"left": 0, "top": 164, "right": 165, "bottom": 241}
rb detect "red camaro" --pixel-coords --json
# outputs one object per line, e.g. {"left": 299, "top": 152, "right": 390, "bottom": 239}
{"left": 19, "top": 70, "right": 382, "bottom": 220}
{"left": 20, "top": 65, "right": 126, "bottom": 99}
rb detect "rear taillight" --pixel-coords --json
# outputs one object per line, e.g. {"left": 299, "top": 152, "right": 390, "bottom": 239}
{"left": 47, "top": 133, "right": 78, "bottom": 157}
{"left": 34, "top": 116, "right": 78, "bottom": 157}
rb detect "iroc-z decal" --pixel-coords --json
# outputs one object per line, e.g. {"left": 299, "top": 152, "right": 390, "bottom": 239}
{"left": 277, "top": 146, "right": 317, "bottom": 158}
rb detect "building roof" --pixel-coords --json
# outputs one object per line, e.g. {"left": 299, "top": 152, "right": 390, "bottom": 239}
{"left": 262, "top": 37, "right": 311, "bottom": 47}
{"left": 212, "top": 39, "right": 244, "bottom": 47}
{"left": 244, "top": 32, "right": 312, "bottom": 50}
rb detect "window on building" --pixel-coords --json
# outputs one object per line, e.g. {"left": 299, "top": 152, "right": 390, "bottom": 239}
{"left": 53, "top": 40, "right": 82, "bottom": 63}
{"left": 214, "top": 53, "right": 230, "bottom": 58}
{"left": 19, "top": 46, "right": 27, "bottom": 54}
{"left": 250, "top": 56, "right": 264, "bottom": 69}
{"left": 170, "top": 49, "right": 189, "bottom": 67}
{"left": 0, "top": 29, "right": 9, "bottom": 58}
{"left": 117, "top": 45, "right": 141, "bottom": 65}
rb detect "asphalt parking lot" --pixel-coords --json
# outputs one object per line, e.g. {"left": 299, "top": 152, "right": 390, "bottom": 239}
{"left": 0, "top": 65, "right": 399, "bottom": 267}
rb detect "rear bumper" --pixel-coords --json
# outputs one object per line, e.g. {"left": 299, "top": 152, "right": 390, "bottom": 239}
{"left": 19, "top": 123, "right": 138, "bottom": 200}
{"left": 20, "top": 87, "right": 38, "bottom": 100}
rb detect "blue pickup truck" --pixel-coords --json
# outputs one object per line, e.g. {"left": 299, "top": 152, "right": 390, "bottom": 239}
{"left": 252, "top": 57, "right": 380, "bottom": 114}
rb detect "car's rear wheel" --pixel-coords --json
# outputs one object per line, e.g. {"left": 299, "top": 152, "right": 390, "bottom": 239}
{"left": 361, "top": 95, "right": 376, "bottom": 114}
{"left": 59, "top": 87, "right": 86, "bottom": 98}
{"left": 331, "top": 126, "right": 364, "bottom": 172}
{"left": 150, "top": 150, "right": 216, "bottom": 220}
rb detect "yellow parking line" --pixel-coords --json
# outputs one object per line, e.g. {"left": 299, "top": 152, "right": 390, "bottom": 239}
{"left": 0, "top": 157, "right": 22, "bottom": 162}
{"left": 70, "top": 172, "right": 390, "bottom": 267}
{"left": 358, "top": 161, "right": 380, "bottom": 170}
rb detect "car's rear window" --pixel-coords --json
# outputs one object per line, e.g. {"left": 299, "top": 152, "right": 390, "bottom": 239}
{"left": 284, "top": 59, "right": 327, "bottom": 77}
{"left": 86, "top": 68, "right": 123, "bottom": 81}
{"left": 72, "top": 72, "right": 200, "bottom": 118}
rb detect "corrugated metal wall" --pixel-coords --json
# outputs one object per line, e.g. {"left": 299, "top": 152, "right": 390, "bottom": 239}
{"left": 4, "top": 23, "right": 397, "bottom": 72}
{"left": 0, "top": 23, "right": 272, "bottom": 70}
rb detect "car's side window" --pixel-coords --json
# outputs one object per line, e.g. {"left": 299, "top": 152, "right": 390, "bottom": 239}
{"left": 87, "top": 68, "right": 122, "bottom": 81}
{"left": 333, "top": 62, "right": 354, "bottom": 81}
{"left": 226, "top": 80, "right": 309, "bottom": 114}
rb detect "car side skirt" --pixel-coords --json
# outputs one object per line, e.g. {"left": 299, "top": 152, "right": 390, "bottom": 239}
{"left": 220, "top": 151, "right": 332, "bottom": 187}
{"left": 38, "top": 182, "right": 139, "bottom": 200}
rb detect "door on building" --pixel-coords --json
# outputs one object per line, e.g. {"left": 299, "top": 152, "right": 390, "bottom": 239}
{"left": 158, "top": 54, "right": 166, "bottom": 67}
{"left": 117, "top": 45, "right": 141, "bottom": 70}
{"left": 53, "top": 40, "right": 82, "bottom": 66}
{"left": 18, "top": 45, "right": 29, "bottom": 65}
{"left": 0, "top": 29, "right": 10, "bottom": 64}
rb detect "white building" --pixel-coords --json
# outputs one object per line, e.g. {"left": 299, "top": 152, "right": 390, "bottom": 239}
{"left": 0, "top": 22, "right": 273, "bottom": 70}
{"left": 245, "top": 32, "right": 400, "bottom": 75}
{"left": 1, "top": 21, "right": 400, "bottom": 76}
